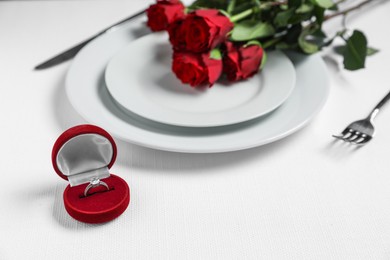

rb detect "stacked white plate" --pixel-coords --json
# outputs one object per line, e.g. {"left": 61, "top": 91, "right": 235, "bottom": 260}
{"left": 66, "top": 22, "right": 329, "bottom": 153}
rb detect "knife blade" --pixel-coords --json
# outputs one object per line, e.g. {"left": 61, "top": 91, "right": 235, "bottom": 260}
{"left": 34, "top": 9, "right": 146, "bottom": 70}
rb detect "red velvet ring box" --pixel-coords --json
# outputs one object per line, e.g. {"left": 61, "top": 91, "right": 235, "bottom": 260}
{"left": 52, "top": 124, "right": 130, "bottom": 223}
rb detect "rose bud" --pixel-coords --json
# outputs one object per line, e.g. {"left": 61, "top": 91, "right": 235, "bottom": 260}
{"left": 172, "top": 49, "right": 223, "bottom": 87}
{"left": 223, "top": 41, "right": 265, "bottom": 82}
{"left": 146, "top": 0, "right": 185, "bottom": 32}
{"left": 170, "top": 9, "right": 233, "bottom": 53}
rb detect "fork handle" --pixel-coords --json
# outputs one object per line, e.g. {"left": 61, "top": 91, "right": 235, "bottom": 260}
{"left": 368, "top": 89, "right": 390, "bottom": 121}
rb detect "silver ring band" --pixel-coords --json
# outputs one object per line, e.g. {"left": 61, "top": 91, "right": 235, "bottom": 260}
{"left": 84, "top": 178, "right": 109, "bottom": 197}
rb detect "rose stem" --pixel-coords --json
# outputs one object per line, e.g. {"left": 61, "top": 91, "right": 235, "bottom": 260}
{"left": 230, "top": 8, "right": 254, "bottom": 23}
{"left": 324, "top": 0, "right": 374, "bottom": 21}
{"left": 230, "top": 1, "right": 288, "bottom": 23}
{"left": 227, "top": 0, "right": 236, "bottom": 14}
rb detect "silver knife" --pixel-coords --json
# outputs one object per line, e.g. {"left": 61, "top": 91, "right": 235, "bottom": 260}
{"left": 34, "top": 9, "right": 146, "bottom": 70}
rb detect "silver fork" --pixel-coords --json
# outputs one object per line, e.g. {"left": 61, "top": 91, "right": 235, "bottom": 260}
{"left": 333, "top": 90, "right": 390, "bottom": 145}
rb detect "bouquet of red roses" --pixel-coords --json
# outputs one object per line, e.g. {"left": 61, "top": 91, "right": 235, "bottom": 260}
{"left": 146, "top": 0, "right": 376, "bottom": 88}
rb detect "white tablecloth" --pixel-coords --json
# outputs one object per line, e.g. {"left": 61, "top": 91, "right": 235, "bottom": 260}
{"left": 1, "top": 1, "right": 390, "bottom": 259}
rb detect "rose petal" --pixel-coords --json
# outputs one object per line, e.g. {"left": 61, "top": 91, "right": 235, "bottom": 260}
{"left": 182, "top": 9, "right": 233, "bottom": 53}
{"left": 201, "top": 52, "right": 223, "bottom": 86}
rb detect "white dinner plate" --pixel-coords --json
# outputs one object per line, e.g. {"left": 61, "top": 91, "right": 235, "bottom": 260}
{"left": 66, "top": 21, "right": 329, "bottom": 153}
{"left": 105, "top": 33, "right": 296, "bottom": 127}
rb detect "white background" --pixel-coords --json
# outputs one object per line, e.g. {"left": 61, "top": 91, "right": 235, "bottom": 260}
{"left": 1, "top": 0, "right": 390, "bottom": 259}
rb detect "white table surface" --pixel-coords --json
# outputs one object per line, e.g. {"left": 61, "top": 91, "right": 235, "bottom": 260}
{"left": 1, "top": 1, "right": 390, "bottom": 259}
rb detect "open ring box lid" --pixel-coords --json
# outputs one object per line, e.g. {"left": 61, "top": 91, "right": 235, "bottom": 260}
{"left": 52, "top": 125, "right": 130, "bottom": 223}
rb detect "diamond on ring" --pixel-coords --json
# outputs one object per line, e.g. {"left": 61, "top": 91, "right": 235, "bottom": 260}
{"left": 84, "top": 178, "right": 109, "bottom": 197}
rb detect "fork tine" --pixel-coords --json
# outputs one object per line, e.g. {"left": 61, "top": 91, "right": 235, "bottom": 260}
{"left": 340, "top": 129, "right": 356, "bottom": 142}
{"left": 352, "top": 136, "right": 365, "bottom": 144}
{"left": 341, "top": 129, "right": 353, "bottom": 139}
{"left": 332, "top": 130, "right": 362, "bottom": 143}
{"left": 345, "top": 132, "right": 360, "bottom": 142}
{"left": 352, "top": 139, "right": 366, "bottom": 145}
{"left": 332, "top": 134, "right": 346, "bottom": 140}
{"left": 354, "top": 135, "right": 372, "bottom": 145}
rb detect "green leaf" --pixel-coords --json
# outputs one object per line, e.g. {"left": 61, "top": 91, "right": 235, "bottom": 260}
{"left": 334, "top": 45, "right": 379, "bottom": 56}
{"left": 284, "top": 24, "right": 302, "bottom": 44}
{"left": 367, "top": 47, "right": 379, "bottom": 56}
{"left": 288, "top": 12, "right": 313, "bottom": 25}
{"left": 343, "top": 30, "right": 368, "bottom": 70}
{"left": 289, "top": 0, "right": 303, "bottom": 8}
{"left": 312, "top": 0, "right": 334, "bottom": 9}
{"left": 274, "top": 9, "right": 295, "bottom": 28}
{"left": 245, "top": 40, "right": 262, "bottom": 47}
{"left": 210, "top": 48, "right": 222, "bottom": 60}
{"left": 230, "top": 0, "right": 257, "bottom": 15}
{"left": 188, "top": 0, "right": 228, "bottom": 10}
{"left": 298, "top": 25, "right": 321, "bottom": 54}
{"left": 298, "top": 37, "right": 319, "bottom": 54}
{"left": 313, "top": 6, "right": 325, "bottom": 25}
{"left": 275, "top": 42, "right": 297, "bottom": 49}
{"left": 280, "top": 4, "right": 289, "bottom": 10}
{"left": 230, "top": 20, "right": 275, "bottom": 41}
{"left": 296, "top": 4, "right": 314, "bottom": 14}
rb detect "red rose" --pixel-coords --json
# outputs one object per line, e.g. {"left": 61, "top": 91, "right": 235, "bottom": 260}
{"left": 168, "top": 19, "right": 186, "bottom": 51}
{"left": 147, "top": 0, "right": 185, "bottom": 32}
{"left": 223, "top": 42, "right": 264, "bottom": 81}
{"left": 172, "top": 50, "right": 223, "bottom": 87}
{"left": 170, "top": 9, "right": 233, "bottom": 53}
